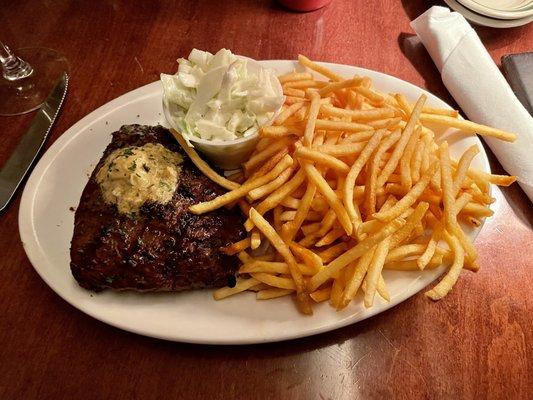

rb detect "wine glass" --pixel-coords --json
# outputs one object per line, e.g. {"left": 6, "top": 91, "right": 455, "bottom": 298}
{"left": 0, "top": 42, "right": 69, "bottom": 116}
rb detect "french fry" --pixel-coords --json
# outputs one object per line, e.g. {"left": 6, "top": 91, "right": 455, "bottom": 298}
{"left": 289, "top": 242, "right": 323, "bottom": 273}
{"left": 338, "top": 252, "right": 374, "bottom": 309}
{"left": 220, "top": 238, "right": 251, "bottom": 255}
{"left": 343, "top": 130, "right": 385, "bottom": 227}
{"left": 251, "top": 273, "right": 296, "bottom": 290}
{"left": 420, "top": 105, "right": 459, "bottom": 117}
{"left": 227, "top": 170, "right": 245, "bottom": 184}
{"left": 452, "top": 145, "right": 479, "bottom": 197}
{"left": 388, "top": 202, "right": 429, "bottom": 249}
{"left": 425, "top": 230, "right": 465, "bottom": 300}
{"left": 259, "top": 125, "right": 303, "bottom": 138}
{"left": 243, "top": 138, "right": 290, "bottom": 172}
{"left": 281, "top": 196, "right": 300, "bottom": 209}
{"left": 248, "top": 165, "right": 295, "bottom": 200}
{"left": 364, "top": 236, "right": 391, "bottom": 307}
{"left": 384, "top": 255, "right": 442, "bottom": 270}
{"left": 376, "top": 275, "right": 390, "bottom": 302}
{"left": 329, "top": 276, "right": 345, "bottom": 309}
{"left": 354, "top": 86, "right": 385, "bottom": 105}
{"left": 284, "top": 96, "right": 309, "bottom": 105}
{"left": 170, "top": 128, "right": 239, "bottom": 190}
{"left": 283, "top": 183, "right": 317, "bottom": 242}
{"left": 399, "top": 126, "right": 421, "bottom": 190}
{"left": 301, "top": 222, "right": 321, "bottom": 235}
{"left": 249, "top": 209, "right": 312, "bottom": 314}
{"left": 240, "top": 261, "right": 316, "bottom": 276}
{"left": 342, "top": 130, "right": 377, "bottom": 143}
{"left": 295, "top": 147, "right": 350, "bottom": 173}
{"left": 314, "top": 142, "right": 367, "bottom": 156}
{"left": 278, "top": 71, "right": 314, "bottom": 84}
{"left": 284, "top": 80, "right": 324, "bottom": 89}
{"left": 419, "top": 113, "right": 517, "bottom": 142}
{"left": 394, "top": 93, "right": 412, "bottom": 116}
{"left": 439, "top": 143, "right": 479, "bottom": 263}
{"left": 274, "top": 102, "right": 306, "bottom": 125}
{"left": 298, "top": 54, "right": 344, "bottom": 81}
{"left": 376, "top": 95, "right": 426, "bottom": 188}
{"left": 366, "top": 117, "right": 402, "bottom": 129}
{"left": 280, "top": 210, "right": 321, "bottom": 222}
{"left": 460, "top": 202, "right": 494, "bottom": 217}
{"left": 237, "top": 251, "right": 253, "bottom": 264}
{"left": 460, "top": 165, "right": 517, "bottom": 188}
{"left": 190, "top": 154, "right": 294, "bottom": 214}
{"left": 321, "top": 104, "right": 395, "bottom": 121}
{"left": 250, "top": 229, "right": 261, "bottom": 250}
{"left": 308, "top": 217, "right": 405, "bottom": 292}
{"left": 417, "top": 228, "right": 440, "bottom": 270}
{"left": 303, "top": 163, "right": 353, "bottom": 235}
{"left": 257, "top": 288, "right": 294, "bottom": 300}
{"left": 310, "top": 287, "right": 332, "bottom": 303}
{"left": 454, "top": 192, "right": 473, "bottom": 215}
{"left": 314, "top": 119, "right": 373, "bottom": 132}
{"left": 315, "top": 228, "right": 345, "bottom": 247}
{"left": 301, "top": 90, "right": 321, "bottom": 146}
{"left": 317, "top": 242, "right": 349, "bottom": 264}
{"left": 244, "top": 169, "right": 307, "bottom": 231}
{"left": 364, "top": 129, "right": 402, "bottom": 216}
{"left": 283, "top": 87, "right": 306, "bottom": 98}
{"left": 410, "top": 135, "right": 424, "bottom": 183}
{"left": 373, "top": 162, "right": 437, "bottom": 222}
{"left": 213, "top": 277, "right": 260, "bottom": 300}
{"left": 318, "top": 77, "right": 365, "bottom": 97}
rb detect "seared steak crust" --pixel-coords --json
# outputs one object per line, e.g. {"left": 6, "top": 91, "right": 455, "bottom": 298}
{"left": 70, "top": 124, "right": 245, "bottom": 292}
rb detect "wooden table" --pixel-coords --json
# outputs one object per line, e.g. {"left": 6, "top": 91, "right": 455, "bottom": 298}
{"left": 1, "top": 1, "right": 531, "bottom": 398}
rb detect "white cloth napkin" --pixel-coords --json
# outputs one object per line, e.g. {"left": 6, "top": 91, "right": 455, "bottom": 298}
{"left": 411, "top": 6, "right": 533, "bottom": 202}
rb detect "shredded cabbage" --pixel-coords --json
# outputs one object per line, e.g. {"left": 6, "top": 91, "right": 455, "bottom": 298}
{"left": 161, "top": 49, "right": 283, "bottom": 142}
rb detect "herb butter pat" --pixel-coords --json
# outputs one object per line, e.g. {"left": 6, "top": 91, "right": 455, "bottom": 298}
{"left": 96, "top": 143, "right": 183, "bottom": 214}
{"left": 161, "top": 48, "right": 284, "bottom": 142}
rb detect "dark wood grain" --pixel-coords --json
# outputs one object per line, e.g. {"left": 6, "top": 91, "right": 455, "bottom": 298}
{"left": 1, "top": 1, "right": 532, "bottom": 399}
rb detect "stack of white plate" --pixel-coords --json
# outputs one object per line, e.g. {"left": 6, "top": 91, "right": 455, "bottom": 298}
{"left": 443, "top": 0, "right": 533, "bottom": 27}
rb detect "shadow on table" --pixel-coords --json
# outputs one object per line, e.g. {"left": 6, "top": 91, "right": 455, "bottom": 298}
{"left": 397, "top": 31, "right": 458, "bottom": 107}
{"left": 485, "top": 146, "right": 533, "bottom": 228}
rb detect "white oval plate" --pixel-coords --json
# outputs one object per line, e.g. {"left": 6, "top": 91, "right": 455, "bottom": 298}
{"left": 444, "top": 0, "right": 533, "bottom": 27}
{"left": 19, "top": 60, "right": 490, "bottom": 345}
{"left": 457, "top": 0, "right": 533, "bottom": 19}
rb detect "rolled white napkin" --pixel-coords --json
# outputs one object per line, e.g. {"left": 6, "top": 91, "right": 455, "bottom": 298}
{"left": 411, "top": 6, "right": 533, "bottom": 202}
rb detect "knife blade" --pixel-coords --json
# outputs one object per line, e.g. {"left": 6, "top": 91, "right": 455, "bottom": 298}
{"left": 0, "top": 72, "right": 68, "bottom": 212}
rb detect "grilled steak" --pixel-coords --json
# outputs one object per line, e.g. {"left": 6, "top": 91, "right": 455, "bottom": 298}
{"left": 70, "top": 124, "right": 245, "bottom": 292}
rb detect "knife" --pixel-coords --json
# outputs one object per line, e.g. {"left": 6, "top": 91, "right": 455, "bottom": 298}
{"left": 0, "top": 72, "right": 68, "bottom": 212}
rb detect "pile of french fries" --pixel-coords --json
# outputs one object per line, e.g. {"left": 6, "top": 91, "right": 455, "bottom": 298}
{"left": 171, "top": 55, "right": 517, "bottom": 315}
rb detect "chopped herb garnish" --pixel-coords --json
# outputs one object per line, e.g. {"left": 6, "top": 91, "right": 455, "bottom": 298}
{"left": 105, "top": 276, "right": 115, "bottom": 284}
{"left": 128, "top": 161, "right": 137, "bottom": 171}
{"left": 142, "top": 163, "right": 150, "bottom": 172}
{"left": 122, "top": 148, "right": 134, "bottom": 157}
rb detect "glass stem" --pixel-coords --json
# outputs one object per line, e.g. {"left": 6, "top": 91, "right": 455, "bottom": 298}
{"left": 0, "top": 42, "right": 33, "bottom": 81}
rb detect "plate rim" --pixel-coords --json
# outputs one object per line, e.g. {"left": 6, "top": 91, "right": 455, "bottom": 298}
{"left": 444, "top": 0, "right": 533, "bottom": 27}
{"left": 19, "top": 59, "right": 490, "bottom": 344}
{"left": 456, "top": 0, "right": 533, "bottom": 19}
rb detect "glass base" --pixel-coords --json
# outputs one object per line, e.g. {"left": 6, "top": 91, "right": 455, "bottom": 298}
{"left": 0, "top": 47, "right": 69, "bottom": 116}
